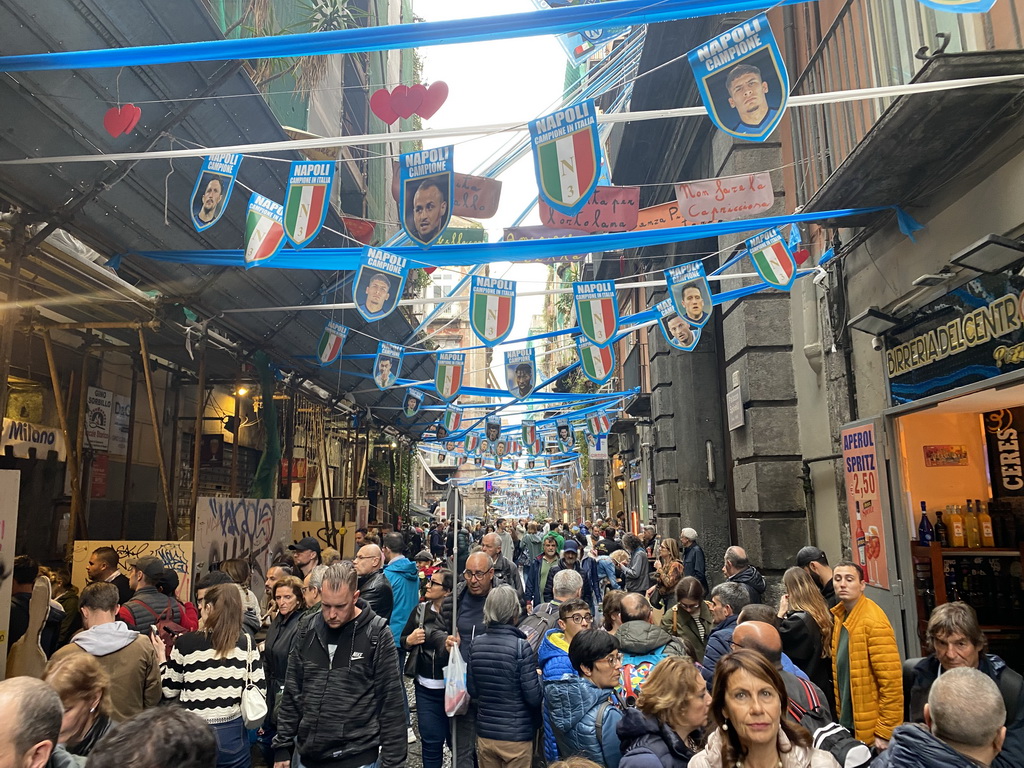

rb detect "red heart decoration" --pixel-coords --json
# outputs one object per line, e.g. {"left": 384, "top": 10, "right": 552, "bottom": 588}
{"left": 390, "top": 85, "right": 423, "bottom": 120}
{"left": 417, "top": 81, "right": 449, "bottom": 120}
{"left": 370, "top": 88, "right": 398, "bottom": 125}
{"left": 793, "top": 248, "right": 811, "bottom": 266}
{"left": 103, "top": 104, "right": 142, "bottom": 138}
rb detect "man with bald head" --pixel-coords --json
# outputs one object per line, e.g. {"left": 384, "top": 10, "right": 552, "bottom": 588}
{"left": 481, "top": 531, "right": 523, "bottom": 595}
{"left": 723, "top": 545, "right": 766, "bottom": 604}
{"left": 353, "top": 543, "right": 393, "bottom": 621}
{"left": 617, "top": 592, "right": 691, "bottom": 680}
{"left": 0, "top": 677, "right": 64, "bottom": 768}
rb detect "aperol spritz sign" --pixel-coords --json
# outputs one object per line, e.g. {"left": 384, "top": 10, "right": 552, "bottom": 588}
{"left": 840, "top": 423, "right": 890, "bottom": 590}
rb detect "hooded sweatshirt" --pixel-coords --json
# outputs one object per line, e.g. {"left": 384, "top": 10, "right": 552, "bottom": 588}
{"left": 617, "top": 621, "right": 690, "bottom": 659}
{"left": 50, "top": 621, "right": 161, "bottom": 721}
{"left": 728, "top": 565, "right": 767, "bottom": 604}
{"left": 617, "top": 707, "right": 697, "bottom": 768}
{"left": 384, "top": 555, "right": 421, "bottom": 648}
{"left": 538, "top": 629, "right": 579, "bottom": 761}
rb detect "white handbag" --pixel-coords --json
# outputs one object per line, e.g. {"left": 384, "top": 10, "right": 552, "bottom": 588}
{"left": 240, "top": 633, "right": 268, "bottom": 729}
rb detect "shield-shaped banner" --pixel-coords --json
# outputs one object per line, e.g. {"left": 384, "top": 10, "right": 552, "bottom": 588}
{"left": 191, "top": 154, "right": 242, "bottom": 232}
{"left": 522, "top": 419, "right": 537, "bottom": 447}
{"left": 529, "top": 98, "right": 601, "bottom": 217}
{"left": 505, "top": 348, "right": 536, "bottom": 399}
{"left": 400, "top": 145, "right": 454, "bottom": 249}
{"left": 469, "top": 276, "right": 516, "bottom": 346}
{"left": 373, "top": 341, "right": 404, "bottom": 392}
{"left": 666, "top": 260, "right": 713, "bottom": 330}
{"left": 576, "top": 337, "right": 615, "bottom": 385}
{"left": 556, "top": 419, "right": 576, "bottom": 452}
{"left": 656, "top": 299, "right": 701, "bottom": 352}
{"left": 573, "top": 281, "right": 618, "bottom": 347}
{"left": 283, "top": 159, "right": 334, "bottom": 248}
{"left": 442, "top": 406, "right": 463, "bottom": 434}
{"left": 316, "top": 320, "right": 348, "bottom": 367}
{"left": 687, "top": 14, "right": 789, "bottom": 142}
{"left": 484, "top": 416, "right": 502, "bottom": 446}
{"left": 403, "top": 388, "right": 424, "bottom": 419}
{"left": 587, "top": 410, "right": 612, "bottom": 437}
{"left": 527, "top": 458, "right": 536, "bottom": 469}
{"left": 244, "top": 193, "right": 286, "bottom": 268}
{"left": 464, "top": 433, "right": 479, "bottom": 453}
{"left": 354, "top": 247, "right": 407, "bottom": 323}
{"left": 915, "top": 0, "right": 995, "bottom": 11}
{"left": 435, "top": 351, "right": 465, "bottom": 403}
{"left": 747, "top": 227, "right": 797, "bottom": 290}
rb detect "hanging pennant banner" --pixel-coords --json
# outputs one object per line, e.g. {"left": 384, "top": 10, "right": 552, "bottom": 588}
{"left": 400, "top": 145, "right": 454, "bottom": 248}
{"left": 587, "top": 410, "right": 612, "bottom": 437}
{"left": 522, "top": 419, "right": 537, "bottom": 447}
{"left": 556, "top": 419, "right": 576, "bottom": 452}
{"left": 495, "top": 439, "right": 508, "bottom": 457}
{"left": 435, "top": 424, "right": 450, "bottom": 441}
{"left": 442, "top": 406, "right": 463, "bottom": 434}
{"left": 675, "top": 172, "right": 774, "bottom": 225}
{"left": 373, "top": 341, "right": 404, "bottom": 391}
{"left": 469, "top": 276, "right": 516, "bottom": 346}
{"left": 915, "top": 0, "right": 995, "bottom": 12}
{"left": 464, "top": 432, "right": 479, "bottom": 453}
{"left": 354, "top": 247, "right": 407, "bottom": 322}
{"left": 539, "top": 186, "right": 640, "bottom": 233}
{"left": 576, "top": 336, "right": 616, "bottom": 385}
{"left": 484, "top": 416, "right": 502, "bottom": 446}
{"left": 392, "top": 164, "right": 502, "bottom": 219}
{"left": 435, "top": 351, "right": 465, "bottom": 402}
{"left": 191, "top": 153, "right": 242, "bottom": 232}
{"left": 573, "top": 280, "right": 618, "bottom": 347}
{"left": 527, "top": 458, "right": 536, "bottom": 469}
{"left": 402, "top": 388, "right": 425, "bottom": 419}
{"left": 666, "top": 260, "right": 713, "bottom": 329}
{"left": 747, "top": 227, "right": 797, "bottom": 290}
{"left": 316, "top": 320, "right": 348, "bottom": 366}
{"left": 656, "top": 299, "right": 701, "bottom": 351}
{"left": 244, "top": 193, "right": 286, "bottom": 268}
{"left": 495, "top": 456, "right": 503, "bottom": 469}
{"left": 505, "top": 348, "right": 537, "bottom": 399}
{"left": 529, "top": 99, "right": 601, "bottom": 217}
{"left": 687, "top": 14, "right": 789, "bottom": 142}
{"left": 283, "top": 160, "right": 334, "bottom": 248}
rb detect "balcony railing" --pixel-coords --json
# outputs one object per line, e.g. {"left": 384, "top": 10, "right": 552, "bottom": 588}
{"left": 789, "top": 0, "right": 1024, "bottom": 205}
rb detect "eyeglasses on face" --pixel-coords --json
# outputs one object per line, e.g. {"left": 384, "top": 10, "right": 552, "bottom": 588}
{"left": 354, "top": 555, "right": 378, "bottom": 561}
{"left": 597, "top": 652, "right": 622, "bottom": 666}
{"left": 427, "top": 579, "right": 447, "bottom": 588}
{"left": 463, "top": 569, "right": 494, "bottom": 581}
{"left": 567, "top": 613, "right": 593, "bottom": 625}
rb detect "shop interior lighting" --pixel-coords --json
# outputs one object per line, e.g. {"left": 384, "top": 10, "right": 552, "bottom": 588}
{"left": 847, "top": 307, "right": 901, "bottom": 336}
{"left": 615, "top": 476, "right": 627, "bottom": 490}
{"left": 949, "top": 234, "right": 1024, "bottom": 274}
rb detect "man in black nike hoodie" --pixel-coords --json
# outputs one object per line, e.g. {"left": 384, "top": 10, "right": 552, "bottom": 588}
{"left": 722, "top": 546, "right": 767, "bottom": 604}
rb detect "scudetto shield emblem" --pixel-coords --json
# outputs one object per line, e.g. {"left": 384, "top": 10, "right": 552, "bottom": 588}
{"left": 443, "top": 406, "right": 463, "bottom": 434}
{"left": 747, "top": 228, "right": 797, "bottom": 290}
{"left": 283, "top": 160, "right": 334, "bottom": 248}
{"left": 573, "top": 281, "right": 618, "bottom": 347}
{"left": 469, "top": 276, "right": 516, "bottom": 347}
{"left": 576, "top": 337, "right": 615, "bottom": 385}
{"left": 522, "top": 419, "right": 537, "bottom": 447}
{"left": 316, "top": 321, "right": 348, "bottom": 367}
{"left": 435, "top": 351, "right": 465, "bottom": 403}
{"left": 530, "top": 99, "right": 601, "bottom": 217}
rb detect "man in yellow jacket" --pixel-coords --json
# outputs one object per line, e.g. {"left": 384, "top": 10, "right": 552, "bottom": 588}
{"left": 831, "top": 560, "right": 903, "bottom": 750}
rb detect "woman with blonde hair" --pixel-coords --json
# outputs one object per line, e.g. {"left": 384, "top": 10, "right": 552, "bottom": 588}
{"left": 650, "top": 538, "right": 685, "bottom": 612}
{"left": 617, "top": 655, "right": 710, "bottom": 767}
{"left": 778, "top": 567, "right": 835, "bottom": 712}
{"left": 43, "top": 652, "right": 115, "bottom": 761}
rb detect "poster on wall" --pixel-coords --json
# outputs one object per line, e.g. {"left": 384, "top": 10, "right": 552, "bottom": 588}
{"left": 984, "top": 408, "right": 1024, "bottom": 497}
{"left": 1, "top": 418, "right": 66, "bottom": 461}
{"left": 71, "top": 539, "right": 194, "bottom": 601}
{"left": 109, "top": 394, "right": 131, "bottom": 457}
{"left": 840, "top": 422, "right": 890, "bottom": 589}
{"left": 0, "top": 470, "right": 20, "bottom": 673}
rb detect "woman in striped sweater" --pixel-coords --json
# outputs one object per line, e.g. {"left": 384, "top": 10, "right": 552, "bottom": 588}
{"left": 153, "top": 583, "right": 266, "bottom": 768}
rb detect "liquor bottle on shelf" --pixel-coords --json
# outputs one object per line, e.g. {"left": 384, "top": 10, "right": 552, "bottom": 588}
{"left": 964, "top": 499, "right": 981, "bottom": 549}
{"left": 977, "top": 500, "right": 995, "bottom": 548}
{"left": 855, "top": 501, "right": 867, "bottom": 567}
{"left": 934, "top": 509, "right": 950, "bottom": 547}
{"left": 918, "top": 502, "right": 934, "bottom": 544}
{"left": 948, "top": 504, "right": 966, "bottom": 548}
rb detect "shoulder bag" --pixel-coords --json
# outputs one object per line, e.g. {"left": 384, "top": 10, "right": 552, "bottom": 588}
{"left": 240, "top": 633, "right": 268, "bottom": 729}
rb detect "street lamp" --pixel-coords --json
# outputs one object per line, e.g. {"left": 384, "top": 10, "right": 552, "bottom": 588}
{"left": 615, "top": 476, "right": 626, "bottom": 491}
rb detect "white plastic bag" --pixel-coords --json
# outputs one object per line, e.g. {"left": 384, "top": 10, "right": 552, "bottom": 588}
{"left": 443, "top": 645, "right": 470, "bottom": 717}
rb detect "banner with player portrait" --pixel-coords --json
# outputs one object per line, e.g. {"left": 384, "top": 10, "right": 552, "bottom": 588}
{"left": 747, "top": 227, "right": 797, "bottom": 290}
{"left": 529, "top": 99, "right": 601, "bottom": 217}
{"left": 244, "top": 193, "right": 286, "bottom": 268}
{"left": 469, "top": 276, "right": 516, "bottom": 346}
{"left": 505, "top": 348, "right": 536, "bottom": 399}
{"left": 283, "top": 160, "right": 334, "bottom": 248}
{"left": 656, "top": 299, "right": 701, "bottom": 352}
{"left": 687, "top": 14, "right": 789, "bottom": 142}
{"left": 575, "top": 337, "right": 615, "bottom": 385}
{"left": 373, "top": 341, "right": 404, "bottom": 392}
{"left": 555, "top": 418, "right": 576, "bottom": 452}
{"left": 573, "top": 280, "right": 618, "bottom": 347}
{"left": 666, "top": 261, "right": 713, "bottom": 330}
{"left": 191, "top": 153, "right": 242, "bottom": 232}
{"left": 435, "top": 351, "right": 465, "bottom": 402}
{"left": 316, "top": 320, "right": 348, "bottom": 367}
{"left": 484, "top": 416, "right": 502, "bottom": 450}
{"left": 400, "top": 146, "right": 454, "bottom": 249}
{"left": 402, "top": 388, "right": 425, "bottom": 419}
{"left": 353, "top": 247, "right": 408, "bottom": 323}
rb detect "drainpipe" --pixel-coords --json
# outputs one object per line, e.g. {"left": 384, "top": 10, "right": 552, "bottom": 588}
{"left": 801, "top": 453, "right": 842, "bottom": 546}
{"left": 783, "top": 6, "right": 799, "bottom": 71}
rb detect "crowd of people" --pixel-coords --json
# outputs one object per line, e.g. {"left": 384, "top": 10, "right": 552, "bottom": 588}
{"left": 3, "top": 517, "right": 1021, "bottom": 768}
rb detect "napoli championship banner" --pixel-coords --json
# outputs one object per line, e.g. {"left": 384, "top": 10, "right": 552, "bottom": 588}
{"left": 666, "top": 261, "right": 713, "bottom": 330}
{"left": 400, "top": 146, "right": 453, "bottom": 249}
{"left": 283, "top": 160, "right": 334, "bottom": 248}
{"left": 576, "top": 337, "right": 615, "bottom": 385}
{"left": 656, "top": 299, "right": 701, "bottom": 352}
{"left": 403, "top": 388, "right": 425, "bottom": 419}
{"left": 587, "top": 410, "right": 612, "bottom": 437}
{"left": 244, "top": 193, "right": 286, "bottom": 268}
{"left": 435, "top": 351, "right": 465, "bottom": 402}
{"left": 687, "top": 14, "right": 789, "bottom": 141}
{"left": 522, "top": 418, "right": 537, "bottom": 447}
{"left": 529, "top": 99, "right": 601, "bottom": 217}
{"left": 354, "top": 247, "right": 407, "bottom": 322}
{"left": 573, "top": 280, "right": 618, "bottom": 347}
{"left": 442, "top": 405, "right": 463, "bottom": 434}
{"left": 916, "top": 0, "right": 995, "bottom": 11}
{"left": 373, "top": 342, "right": 404, "bottom": 391}
{"left": 469, "top": 276, "right": 516, "bottom": 346}
{"left": 191, "top": 153, "right": 242, "bottom": 232}
{"left": 505, "top": 348, "right": 537, "bottom": 399}
{"left": 747, "top": 227, "right": 797, "bottom": 290}
{"left": 556, "top": 419, "right": 576, "bottom": 452}
{"left": 464, "top": 432, "right": 479, "bottom": 454}
{"left": 316, "top": 320, "right": 348, "bottom": 366}
{"left": 484, "top": 416, "right": 502, "bottom": 446}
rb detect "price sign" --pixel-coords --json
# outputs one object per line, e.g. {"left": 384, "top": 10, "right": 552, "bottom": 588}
{"left": 840, "top": 422, "right": 890, "bottom": 589}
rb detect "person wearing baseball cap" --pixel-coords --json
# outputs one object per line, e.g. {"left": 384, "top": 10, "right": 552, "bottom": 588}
{"left": 116, "top": 556, "right": 183, "bottom": 633}
{"left": 796, "top": 545, "right": 838, "bottom": 608}
{"left": 547, "top": 539, "right": 600, "bottom": 613}
{"left": 288, "top": 537, "right": 323, "bottom": 579}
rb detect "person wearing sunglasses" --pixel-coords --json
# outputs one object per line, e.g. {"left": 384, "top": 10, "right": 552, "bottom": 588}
{"left": 538, "top": 599, "right": 595, "bottom": 761}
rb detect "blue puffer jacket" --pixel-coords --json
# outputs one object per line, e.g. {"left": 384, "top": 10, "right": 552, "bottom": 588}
{"left": 617, "top": 707, "right": 697, "bottom": 768}
{"left": 545, "top": 675, "right": 623, "bottom": 768}
{"left": 700, "top": 615, "right": 737, "bottom": 687}
{"left": 874, "top": 723, "right": 981, "bottom": 768}
{"left": 466, "top": 623, "right": 542, "bottom": 742}
{"left": 538, "top": 629, "right": 577, "bottom": 760}
{"left": 383, "top": 556, "right": 420, "bottom": 648}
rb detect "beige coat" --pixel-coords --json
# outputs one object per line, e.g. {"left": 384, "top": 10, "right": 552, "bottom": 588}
{"left": 689, "top": 728, "right": 840, "bottom": 768}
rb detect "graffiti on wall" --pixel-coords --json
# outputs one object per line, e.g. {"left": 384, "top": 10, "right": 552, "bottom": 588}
{"left": 71, "top": 540, "right": 194, "bottom": 599}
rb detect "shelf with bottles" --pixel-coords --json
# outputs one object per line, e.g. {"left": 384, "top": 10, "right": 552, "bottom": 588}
{"left": 912, "top": 544, "right": 1024, "bottom": 558}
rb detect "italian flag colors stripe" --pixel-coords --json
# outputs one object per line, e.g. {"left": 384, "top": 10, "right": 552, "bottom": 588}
{"left": 473, "top": 293, "right": 512, "bottom": 340}
{"left": 245, "top": 213, "right": 284, "bottom": 264}
{"left": 580, "top": 344, "right": 612, "bottom": 380}
{"left": 579, "top": 299, "right": 616, "bottom": 344}
{"left": 538, "top": 130, "right": 595, "bottom": 206}
{"left": 436, "top": 364, "right": 461, "bottom": 398}
{"left": 752, "top": 241, "right": 795, "bottom": 286}
{"left": 285, "top": 184, "right": 327, "bottom": 244}
{"left": 317, "top": 331, "right": 344, "bottom": 364}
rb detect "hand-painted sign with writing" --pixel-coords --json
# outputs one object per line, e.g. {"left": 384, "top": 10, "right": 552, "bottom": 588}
{"left": 1, "top": 418, "right": 66, "bottom": 461}
{"left": 442, "top": 406, "right": 463, "bottom": 434}
{"left": 656, "top": 299, "right": 701, "bottom": 351}
{"left": 191, "top": 154, "right": 242, "bottom": 232}
{"left": 634, "top": 201, "right": 694, "bottom": 231}
{"left": 747, "top": 227, "right": 797, "bottom": 289}
{"left": 573, "top": 280, "right": 618, "bottom": 347}
{"left": 283, "top": 160, "right": 334, "bottom": 248}
{"left": 403, "top": 388, "right": 425, "bottom": 419}
{"left": 400, "top": 145, "right": 454, "bottom": 249}
{"left": 316, "top": 321, "right": 348, "bottom": 367}
{"left": 244, "top": 193, "right": 286, "bottom": 268}
{"left": 435, "top": 227, "right": 488, "bottom": 246}
{"left": 86, "top": 386, "right": 112, "bottom": 452}
{"left": 675, "top": 172, "right": 774, "bottom": 224}
{"left": 505, "top": 348, "right": 537, "bottom": 400}
{"left": 539, "top": 186, "right": 640, "bottom": 233}
{"left": 502, "top": 226, "right": 588, "bottom": 265}
{"left": 840, "top": 424, "right": 890, "bottom": 589}
{"left": 469, "top": 276, "right": 516, "bottom": 347}
{"left": 529, "top": 99, "right": 601, "bottom": 216}
{"left": 576, "top": 337, "right": 615, "bottom": 385}
{"left": 354, "top": 247, "right": 407, "bottom": 322}
{"left": 435, "top": 351, "right": 465, "bottom": 402}
{"left": 666, "top": 261, "right": 713, "bottom": 330}
{"left": 687, "top": 14, "right": 789, "bottom": 142}
{"left": 373, "top": 342, "right": 404, "bottom": 392}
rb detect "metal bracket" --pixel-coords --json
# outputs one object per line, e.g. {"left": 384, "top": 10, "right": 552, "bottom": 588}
{"left": 916, "top": 33, "right": 951, "bottom": 61}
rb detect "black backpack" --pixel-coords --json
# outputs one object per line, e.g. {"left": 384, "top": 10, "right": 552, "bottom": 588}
{"left": 520, "top": 602, "right": 561, "bottom": 653}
